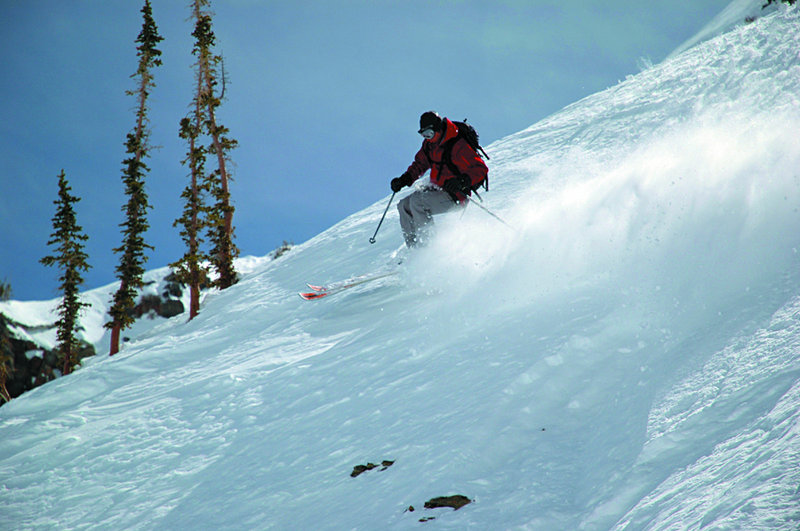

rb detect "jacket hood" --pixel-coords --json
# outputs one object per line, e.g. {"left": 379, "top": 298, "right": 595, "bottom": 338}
{"left": 425, "top": 118, "right": 457, "bottom": 146}
{"left": 441, "top": 118, "right": 458, "bottom": 143}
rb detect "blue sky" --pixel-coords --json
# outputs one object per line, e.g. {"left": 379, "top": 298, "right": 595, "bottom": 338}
{"left": 0, "top": 0, "right": 731, "bottom": 301}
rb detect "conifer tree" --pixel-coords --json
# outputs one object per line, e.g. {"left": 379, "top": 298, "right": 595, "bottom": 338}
{"left": 190, "top": 0, "right": 239, "bottom": 289}
{"left": 0, "top": 279, "right": 11, "bottom": 301}
{"left": 40, "top": 170, "right": 91, "bottom": 376}
{"left": 0, "top": 320, "right": 13, "bottom": 403}
{"left": 107, "top": 0, "right": 163, "bottom": 355}
{"left": 172, "top": 65, "right": 210, "bottom": 320}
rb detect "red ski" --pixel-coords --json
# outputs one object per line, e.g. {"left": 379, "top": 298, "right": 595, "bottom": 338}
{"left": 299, "top": 271, "right": 398, "bottom": 301}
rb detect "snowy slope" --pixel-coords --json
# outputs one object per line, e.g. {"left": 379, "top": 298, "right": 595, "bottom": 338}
{"left": 2, "top": 6, "right": 800, "bottom": 530}
{"left": 0, "top": 257, "right": 274, "bottom": 354}
{"left": 668, "top": 0, "right": 765, "bottom": 58}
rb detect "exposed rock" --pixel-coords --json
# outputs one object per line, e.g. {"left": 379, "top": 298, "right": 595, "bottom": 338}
{"left": 132, "top": 293, "right": 184, "bottom": 319}
{"left": 351, "top": 463, "right": 377, "bottom": 478}
{"left": 0, "top": 313, "right": 96, "bottom": 405}
{"left": 424, "top": 495, "right": 472, "bottom": 511}
{"left": 132, "top": 294, "right": 162, "bottom": 318}
{"left": 407, "top": 494, "right": 472, "bottom": 523}
{"left": 162, "top": 273, "right": 184, "bottom": 298}
{"left": 350, "top": 460, "right": 395, "bottom": 478}
{"left": 348, "top": 459, "right": 472, "bottom": 522}
{"left": 159, "top": 299, "right": 184, "bottom": 318}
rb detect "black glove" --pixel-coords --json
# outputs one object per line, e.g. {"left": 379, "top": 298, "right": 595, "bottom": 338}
{"left": 391, "top": 173, "right": 413, "bottom": 193}
{"left": 442, "top": 175, "right": 471, "bottom": 200}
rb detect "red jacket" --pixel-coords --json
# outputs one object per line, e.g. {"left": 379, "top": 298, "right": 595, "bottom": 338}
{"left": 404, "top": 118, "right": 488, "bottom": 201}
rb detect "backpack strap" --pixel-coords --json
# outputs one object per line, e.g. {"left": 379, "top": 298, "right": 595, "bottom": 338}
{"left": 440, "top": 138, "right": 461, "bottom": 181}
{"left": 422, "top": 126, "right": 489, "bottom": 192}
{"left": 422, "top": 137, "right": 449, "bottom": 175}
{"left": 442, "top": 136, "right": 489, "bottom": 192}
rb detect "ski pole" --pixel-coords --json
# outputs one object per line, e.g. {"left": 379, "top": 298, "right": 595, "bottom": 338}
{"left": 467, "top": 192, "right": 516, "bottom": 232}
{"left": 369, "top": 191, "right": 396, "bottom": 244}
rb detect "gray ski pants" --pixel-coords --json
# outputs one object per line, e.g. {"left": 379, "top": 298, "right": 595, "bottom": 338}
{"left": 397, "top": 187, "right": 461, "bottom": 247}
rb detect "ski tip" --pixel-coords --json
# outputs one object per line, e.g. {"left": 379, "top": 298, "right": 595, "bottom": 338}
{"left": 306, "top": 283, "right": 326, "bottom": 292}
{"left": 299, "top": 291, "right": 328, "bottom": 301}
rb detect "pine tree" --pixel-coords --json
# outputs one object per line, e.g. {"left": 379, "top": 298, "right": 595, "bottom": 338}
{"left": 107, "top": 0, "right": 163, "bottom": 355}
{"left": 0, "top": 318, "right": 13, "bottom": 404}
{"left": 172, "top": 65, "right": 211, "bottom": 320}
{"left": 0, "top": 279, "right": 11, "bottom": 301}
{"left": 40, "top": 170, "right": 91, "bottom": 376}
{"left": 190, "top": 0, "right": 239, "bottom": 289}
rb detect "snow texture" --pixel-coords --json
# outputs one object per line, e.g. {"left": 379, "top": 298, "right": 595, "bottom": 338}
{"left": 2, "top": 3, "right": 800, "bottom": 530}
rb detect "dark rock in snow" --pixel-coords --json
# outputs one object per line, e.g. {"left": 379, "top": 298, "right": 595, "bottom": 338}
{"left": 424, "top": 495, "right": 472, "bottom": 511}
{"left": 159, "top": 299, "right": 184, "bottom": 318}
{"left": 132, "top": 293, "right": 184, "bottom": 319}
{"left": 0, "top": 313, "right": 96, "bottom": 405}
{"left": 350, "top": 459, "right": 395, "bottom": 478}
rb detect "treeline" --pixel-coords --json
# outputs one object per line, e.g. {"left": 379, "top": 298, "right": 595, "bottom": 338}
{"left": 15, "top": 0, "right": 241, "bottom": 384}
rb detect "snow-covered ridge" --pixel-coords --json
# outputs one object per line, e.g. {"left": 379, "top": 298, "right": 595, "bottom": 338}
{"left": 668, "top": 0, "right": 790, "bottom": 58}
{"left": 0, "top": 256, "right": 276, "bottom": 352}
{"left": 1, "top": 6, "right": 800, "bottom": 530}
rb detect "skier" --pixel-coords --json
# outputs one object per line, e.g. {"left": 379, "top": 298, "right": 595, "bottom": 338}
{"left": 390, "top": 111, "right": 489, "bottom": 247}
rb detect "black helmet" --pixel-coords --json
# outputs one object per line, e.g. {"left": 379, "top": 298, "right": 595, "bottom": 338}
{"left": 418, "top": 111, "right": 443, "bottom": 134}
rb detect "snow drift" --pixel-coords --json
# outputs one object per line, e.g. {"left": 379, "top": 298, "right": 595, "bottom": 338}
{"left": 2, "top": 5, "right": 800, "bottom": 530}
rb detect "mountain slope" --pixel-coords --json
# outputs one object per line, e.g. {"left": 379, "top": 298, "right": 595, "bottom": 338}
{"left": 2, "top": 6, "right": 800, "bottom": 530}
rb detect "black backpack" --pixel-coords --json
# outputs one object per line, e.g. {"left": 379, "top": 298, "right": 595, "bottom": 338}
{"left": 439, "top": 119, "right": 490, "bottom": 192}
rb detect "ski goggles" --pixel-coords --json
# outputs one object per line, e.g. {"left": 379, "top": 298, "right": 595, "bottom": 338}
{"left": 418, "top": 126, "right": 436, "bottom": 139}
